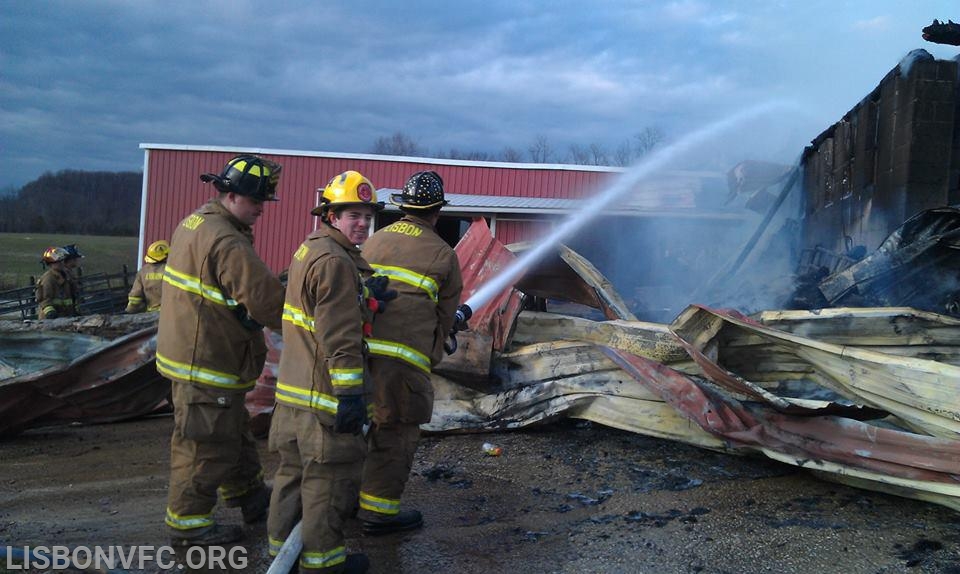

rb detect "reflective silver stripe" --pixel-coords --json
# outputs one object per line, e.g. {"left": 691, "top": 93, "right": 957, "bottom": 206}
{"left": 366, "top": 338, "right": 431, "bottom": 373}
{"left": 359, "top": 491, "right": 400, "bottom": 515}
{"left": 301, "top": 547, "right": 346, "bottom": 568}
{"left": 329, "top": 367, "right": 363, "bottom": 389}
{"left": 275, "top": 382, "right": 338, "bottom": 414}
{"left": 370, "top": 265, "right": 439, "bottom": 302}
{"left": 268, "top": 537, "right": 284, "bottom": 557}
{"left": 163, "top": 265, "right": 238, "bottom": 308}
{"left": 282, "top": 303, "right": 315, "bottom": 332}
{"left": 156, "top": 352, "right": 253, "bottom": 390}
{"left": 165, "top": 507, "right": 214, "bottom": 530}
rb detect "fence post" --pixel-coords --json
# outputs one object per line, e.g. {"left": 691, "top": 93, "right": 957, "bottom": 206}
{"left": 26, "top": 275, "right": 36, "bottom": 320}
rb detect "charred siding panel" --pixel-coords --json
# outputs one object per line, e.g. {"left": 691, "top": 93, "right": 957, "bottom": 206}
{"left": 800, "top": 55, "right": 960, "bottom": 257}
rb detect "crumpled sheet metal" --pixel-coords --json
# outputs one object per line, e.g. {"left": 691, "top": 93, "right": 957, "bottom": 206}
{"left": 605, "top": 347, "right": 960, "bottom": 501}
{"left": 455, "top": 217, "right": 525, "bottom": 351}
{"left": 0, "top": 328, "right": 169, "bottom": 436}
{"left": 818, "top": 206, "right": 960, "bottom": 312}
{"left": 427, "top": 303, "right": 960, "bottom": 511}
{"left": 510, "top": 243, "right": 637, "bottom": 321}
{"left": 426, "top": 339, "right": 727, "bottom": 451}
{"left": 672, "top": 305, "right": 960, "bottom": 438}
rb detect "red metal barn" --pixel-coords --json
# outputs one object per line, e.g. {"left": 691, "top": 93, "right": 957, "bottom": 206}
{"left": 139, "top": 145, "right": 744, "bottom": 317}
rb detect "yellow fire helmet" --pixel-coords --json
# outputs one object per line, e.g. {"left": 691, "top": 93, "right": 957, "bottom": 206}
{"left": 312, "top": 170, "right": 385, "bottom": 217}
{"left": 144, "top": 240, "right": 170, "bottom": 264}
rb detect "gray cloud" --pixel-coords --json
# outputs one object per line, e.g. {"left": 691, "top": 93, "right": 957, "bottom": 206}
{"left": 1, "top": 0, "right": 957, "bottom": 189}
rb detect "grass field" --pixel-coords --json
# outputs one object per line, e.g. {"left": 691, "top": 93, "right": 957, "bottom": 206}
{"left": 0, "top": 233, "right": 138, "bottom": 290}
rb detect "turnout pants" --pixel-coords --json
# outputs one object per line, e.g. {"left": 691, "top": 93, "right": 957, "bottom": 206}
{"left": 267, "top": 404, "right": 366, "bottom": 572}
{"left": 358, "top": 359, "right": 433, "bottom": 520}
{"left": 166, "top": 382, "right": 264, "bottom": 532}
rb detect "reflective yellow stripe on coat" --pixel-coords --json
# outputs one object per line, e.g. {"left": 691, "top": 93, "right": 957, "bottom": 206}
{"left": 163, "top": 265, "right": 238, "bottom": 307}
{"left": 282, "top": 303, "right": 315, "bottom": 332}
{"left": 366, "top": 338, "right": 431, "bottom": 373}
{"left": 274, "top": 382, "right": 338, "bottom": 415}
{"left": 156, "top": 352, "right": 255, "bottom": 390}
{"left": 370, "top": 264, "right": 439, "bottom": 302}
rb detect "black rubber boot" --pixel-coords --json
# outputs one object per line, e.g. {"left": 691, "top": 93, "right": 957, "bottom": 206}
{"left": 239, "top": 485, "right": 271, "bottom": 524}
{"left": 361, "top": 509, "right": 423, "bottom": 535}
{"left": 169, "top": 524, "right": 243, "bottom": 547}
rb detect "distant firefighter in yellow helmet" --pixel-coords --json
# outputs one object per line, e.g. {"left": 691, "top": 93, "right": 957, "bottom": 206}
{"left": 126, "top": 240, "right": 170, "bottom": 313}
{"left": 35, "top": 246, "right": 79, "bottom": 319}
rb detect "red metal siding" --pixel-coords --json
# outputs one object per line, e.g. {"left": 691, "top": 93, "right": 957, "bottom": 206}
{"left": 494, "top": 219, "right": 553, "bottom": 245}
{"left": 143, "top": 148, "right": 616, "bottom": 272}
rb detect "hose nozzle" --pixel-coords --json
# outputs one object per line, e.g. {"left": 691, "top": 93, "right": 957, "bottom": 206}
{"left": 444, "top": 303, "right": 473, "bottom": 355}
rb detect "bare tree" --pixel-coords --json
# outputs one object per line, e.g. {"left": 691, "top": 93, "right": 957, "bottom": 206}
{"left": 568, "top": 144, "right": 590, "bottom": 165}
{"left": 527, "top": 135, "right": 553, "bottom": 163}
{"left": 371, "top": 132, "right": 423, "bottom": 156}
{"left": 439, "top": 149, "right": 493, "bottom": 161}
{"left": 500, "top": 147, "right": 523, "bottom": 163}
{"left": 613, "top": 139, "right": 632, "bottom": 167}
{"left": 589, "top": 143, "right": 608, "bottom": 166}
{"left": 633, "top": 127, "right": 664, "bottom": 158}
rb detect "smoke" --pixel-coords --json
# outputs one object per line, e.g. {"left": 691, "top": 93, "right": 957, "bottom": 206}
{"left": 466, "top": 100, "right": 804, "bottom": 314}
{"left": 507, "top": 111, "right": 808, "bottom": 323}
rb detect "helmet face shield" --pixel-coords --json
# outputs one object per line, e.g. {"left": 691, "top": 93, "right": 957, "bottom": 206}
{"left": 201, "top": 155, "right": 282, "bottom": 202}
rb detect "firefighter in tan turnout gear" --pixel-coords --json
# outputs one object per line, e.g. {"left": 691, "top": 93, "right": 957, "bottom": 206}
{"left": 357, "top": 171, "right": 463, "bottom": 534}
{"left": 158, "top": 155, "right": 285, "bottom": 546}
{"left": 126, "top": 239, "right": 168, "bottom": 313}
{"left": 267, "top": 170, "right": 395, "bottom": 574}
{"left": 35, "top": 246, "right": 79, "bottom": 319}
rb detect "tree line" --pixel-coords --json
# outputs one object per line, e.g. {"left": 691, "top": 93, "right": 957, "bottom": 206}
{"left": 3, "top": 129, "right": 665, "bottom": 235}
{"left": 371, "top": 128, "right": 664, "bottom": 166}
{"left": 0, "top": 170, "right": 142, "bottom": 235}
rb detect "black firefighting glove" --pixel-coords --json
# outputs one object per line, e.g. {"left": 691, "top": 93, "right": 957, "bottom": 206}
{"left": 363, "top": 275, "right": 398, "bottom": 314}
{"left": 333, "top": 395, "right": 366, "bottom": 434}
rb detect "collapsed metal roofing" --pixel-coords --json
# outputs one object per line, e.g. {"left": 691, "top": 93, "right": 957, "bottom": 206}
{"left": 4, "top": 218, "right": 960, "bottom": 513}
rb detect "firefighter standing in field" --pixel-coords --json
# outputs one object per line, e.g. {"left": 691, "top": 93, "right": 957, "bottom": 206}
{"left": 126, "top": 239, "right": 169, "bottom": 313}
{"left": 61, "top": 243, "right": 84, "bottom": 302}
{"left": 35, "top": 246, "right": 79, "bottom": 319}
{"left": 357, "top": 170, "right": 463, "bottom": 534}
{"left": 267, "top": 171, "right": 395, "bottom": 574}
{"left": 158, "top": 155, "right": 285, "bottom": 546}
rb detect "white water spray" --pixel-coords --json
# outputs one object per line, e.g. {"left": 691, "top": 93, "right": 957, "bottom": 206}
{"left": 464, "top": 101, "right": 795, "bottom": 312}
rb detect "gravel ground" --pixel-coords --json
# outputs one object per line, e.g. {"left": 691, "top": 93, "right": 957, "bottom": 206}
{"left": 2, "top": 415, "right": 959, "bottom": 573}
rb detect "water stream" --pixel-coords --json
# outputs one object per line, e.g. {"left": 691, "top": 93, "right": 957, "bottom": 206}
{"left": 465, "top": 100, "right": 791, "bottom": 311}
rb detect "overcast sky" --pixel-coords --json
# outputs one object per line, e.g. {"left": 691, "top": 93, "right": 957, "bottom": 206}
{"left": 2, "top": 0, "right": 958, "bottom": 190}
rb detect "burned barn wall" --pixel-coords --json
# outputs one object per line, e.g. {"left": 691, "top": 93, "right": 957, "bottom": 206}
{"left": 800, "top": 51, "right": 959, "bottom": 259}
